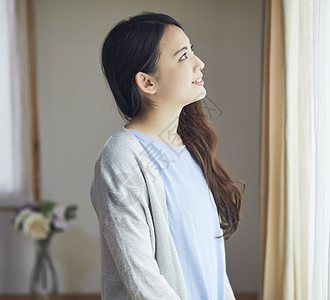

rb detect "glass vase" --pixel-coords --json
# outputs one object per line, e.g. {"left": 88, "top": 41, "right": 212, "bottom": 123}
{"left": 30, "top": 236, "right": 59, "bottom": 300}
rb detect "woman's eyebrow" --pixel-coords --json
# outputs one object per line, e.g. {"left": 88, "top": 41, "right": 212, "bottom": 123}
{"left": 173, "top": 46, "right": 187, "bottom": 56}
{"left": 173, "top": 43, "right": 193, "bottom": 56}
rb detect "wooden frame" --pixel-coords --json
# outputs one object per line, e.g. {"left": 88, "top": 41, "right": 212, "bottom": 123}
{"left": 27, "top": 0, "right": 40, "bottom": 202}
{"left": 0, "top": 0, "right": 40, "bottom": 211}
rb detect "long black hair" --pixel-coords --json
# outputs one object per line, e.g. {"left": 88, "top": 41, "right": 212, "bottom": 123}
{"left": 101, "top": 12, "right": 183, "bottom": 120}
{"left": 101, "top": 11, "right": 245, "bottom": 240}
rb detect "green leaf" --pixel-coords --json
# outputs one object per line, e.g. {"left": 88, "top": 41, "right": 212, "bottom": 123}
{"left": 38, "top": 200, "right": 57, "bottom": 216}
{"left": 65, "top": 205, "right": 78, "bottom": 221}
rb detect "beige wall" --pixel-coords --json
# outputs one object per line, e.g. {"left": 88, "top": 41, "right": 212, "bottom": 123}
{"left": 0, "top": 0, "right": 263, "bottom": 294}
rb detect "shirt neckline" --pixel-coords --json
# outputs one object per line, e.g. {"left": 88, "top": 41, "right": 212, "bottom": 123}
{"left": 123, "top": 126, "right": 186, "bottom": 149}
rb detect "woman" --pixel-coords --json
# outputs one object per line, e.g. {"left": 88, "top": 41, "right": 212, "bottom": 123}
{"left": 90, "top": 11, "right": 245, "bottom": 300}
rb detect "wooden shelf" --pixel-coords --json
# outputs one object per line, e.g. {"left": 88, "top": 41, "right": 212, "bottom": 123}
{"left": 0, "top": 293, "right": 257, "bottom": 300}
{"left": 0, "top": 295, "right": 100, "bottom": 300}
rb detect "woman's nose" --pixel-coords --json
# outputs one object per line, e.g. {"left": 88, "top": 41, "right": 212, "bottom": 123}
{"left": 195, "top": 55, "right": 205, "bottom": 72}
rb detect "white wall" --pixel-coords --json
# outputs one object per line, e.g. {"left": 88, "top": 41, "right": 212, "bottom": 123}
{"left": 0, "top": 0, "right": 263, "bottom": 294}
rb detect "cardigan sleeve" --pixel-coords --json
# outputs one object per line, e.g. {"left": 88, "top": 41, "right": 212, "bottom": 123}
{"left": 90, "top": 143, "right": 181, "bottom": 300}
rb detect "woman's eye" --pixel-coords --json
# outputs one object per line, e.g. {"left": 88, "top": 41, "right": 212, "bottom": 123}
{"left": 179, "top": 46, "right": 195, "bottom": 60}
{"left": 180, "top": 53, "right": 188, "bottom": 61}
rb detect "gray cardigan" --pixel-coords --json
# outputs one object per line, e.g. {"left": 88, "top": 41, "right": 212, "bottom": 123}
{"left": 90, "top": 126, "right": 236, "bottom": 300}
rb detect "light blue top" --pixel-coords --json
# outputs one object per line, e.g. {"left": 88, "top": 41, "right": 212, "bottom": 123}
{"left": 126, "top": 128, "right": 226, "bottom": 300}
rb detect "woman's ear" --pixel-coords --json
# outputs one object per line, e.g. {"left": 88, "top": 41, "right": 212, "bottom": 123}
{"left": 135, "top": 72, "right": 157, "bottom": 95}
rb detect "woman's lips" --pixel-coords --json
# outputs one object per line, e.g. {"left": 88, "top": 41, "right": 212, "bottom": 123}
{"left": 192, "top": 78, "right": 204, "bottom": 86}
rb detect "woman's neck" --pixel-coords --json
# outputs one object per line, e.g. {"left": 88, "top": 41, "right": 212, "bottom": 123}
{"left": 124, "top": 108, "right": 184, "bottom": 147}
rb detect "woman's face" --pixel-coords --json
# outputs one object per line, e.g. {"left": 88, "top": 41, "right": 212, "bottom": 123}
{"left": 152, "top": 25, "right": 206, "bottom": 107}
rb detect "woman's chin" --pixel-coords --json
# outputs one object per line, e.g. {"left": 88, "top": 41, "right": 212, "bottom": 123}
{"left": 194, "top": 89, "right": 207, "bottom": 101}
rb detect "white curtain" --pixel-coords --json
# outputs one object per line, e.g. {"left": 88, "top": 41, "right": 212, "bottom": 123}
{"left": 282, "top": 0, "right": 310, "bottom": 298}
{"left": 0, "top": 0, "right": 33, "bottom": 205}
{"left": 306, "top": 0, "right": 330, "bottom": 298}
{"left": 261, "top": 0, "right": 330, "bottom": 299}
{"left": 283, "top": 0, "right": 330, "bottom": 298}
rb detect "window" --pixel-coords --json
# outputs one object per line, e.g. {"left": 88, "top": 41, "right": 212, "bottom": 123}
{"left": 0, "top": 0, "right": 34, "bottom": 206}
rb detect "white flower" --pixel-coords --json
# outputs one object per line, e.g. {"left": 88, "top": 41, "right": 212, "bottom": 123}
{"left": 52, "top": 206, "right": 68, "bottom": 230}
{"left": 14, "top": 208, "right": 32, "bottom": 230}
{"left": 23, "top": 213, "right": 50, "bottom": 241}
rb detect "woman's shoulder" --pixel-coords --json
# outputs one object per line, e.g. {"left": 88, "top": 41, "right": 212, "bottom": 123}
{"left": 94, "top": 126, "right": 147, "bottom": 168}
{"left": 101, "top": 126, "right": 139, "bottom": 153}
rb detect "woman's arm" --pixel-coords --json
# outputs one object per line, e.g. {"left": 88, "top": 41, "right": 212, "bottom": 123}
{"left": 91, "top": 144, "right": 181, "bottom": 300}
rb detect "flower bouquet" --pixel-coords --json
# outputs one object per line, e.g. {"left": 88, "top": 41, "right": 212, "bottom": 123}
{"left": 13, "top": 200, "right": 77, "bottom": 241}
{"left": 12, "top": 200, "right": 78, "bottom": 299}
